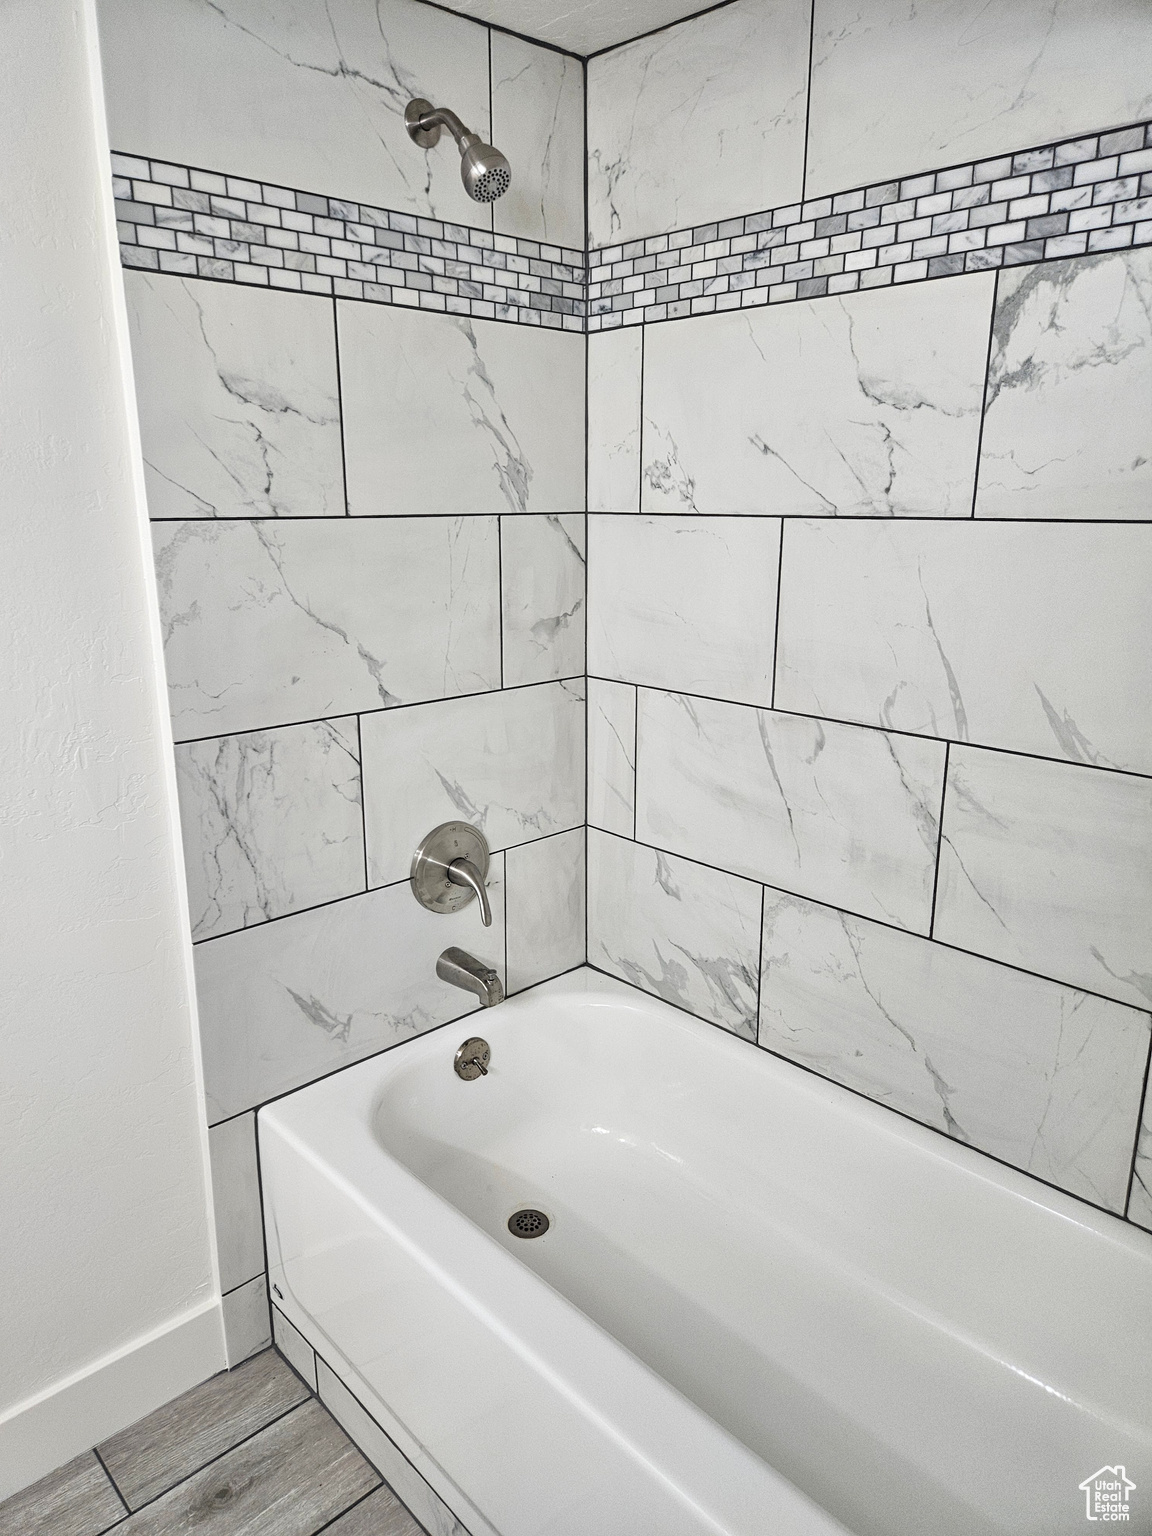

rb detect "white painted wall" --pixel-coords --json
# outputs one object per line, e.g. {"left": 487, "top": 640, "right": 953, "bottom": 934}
{"left": 0, "top": 0, "right": 224, "bottom": 1500}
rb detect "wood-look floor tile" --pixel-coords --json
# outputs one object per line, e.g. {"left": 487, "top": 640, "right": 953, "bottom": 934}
{"left": 113, "top": 1398, "right": 378, "bottom": 1535}
{"left": 321, "top": 1484, "right": 427, "bottom": 1536}
{"left": 98, "top": 1348, "right": 309, "bottom": 1510}
{"left": 0, "top": 1451, "right": 125, "bottom": 1536}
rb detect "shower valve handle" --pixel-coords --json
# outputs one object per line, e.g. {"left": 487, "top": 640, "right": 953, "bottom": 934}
{"left": 448, "top": 857, "right": 492, "bottom": 927}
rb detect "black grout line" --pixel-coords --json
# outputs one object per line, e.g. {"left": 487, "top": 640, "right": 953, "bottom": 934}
{"left": 488, "top": 26, "right": 495, "bottom": 241}
{"left": 753, "top": 884, "right": 766, "bottom": 1040}
{"left": 172, "top": 673, "right": 586, "bottom": 749}
{"left": 970, "top": 267, "right": 1000, "bottom": 518}
{"left": 91, "top": 1448, "right": 130, "bottom": 1516}
{"left": 149, "top": 510, "right": 583, "bottom": 524}
{"left": 405, "top": 0, "right": 583, "bottom": 61}
{"left": 769, "top": 519, "right": 785, "bottom": 710}
{"left": 928, "top": 740, "right": 951, "bottom": 939}
{"left": 588, "top": 823, "right": 1152, "bottom": 1018}
{"left": 355, "top": 715, "right": 368, "bottom": 894}
{"left": 581, "top": 956, "right": 1139, "bottom": 1227}
{"left": 632, "top": 685, "right": 640, "bottom": 841}
{"left": 547, "top": 511, "right": 1152, "bottom": 525}
{"left": 497, "top": 514, "right": 505, "bottom": 688}
{"left": 309, "top": 1482, "right": 389, "bottom": 1536}
{"left": 191, "top": 821, "right": 584, "bottom": 951}
{"left": 636, "top": 320, "right": 645, "bottom": 509}
{"left": 1123, "top": 1032, "right": 1152, "bottom": 1220}
{"left": 331, "top": 297, "right": 350, "bottom": 517}
{"left": 799, "top": 0, "right": 816, "bottom": 202}
{"left": 583, "top": 0, "right": 746, "bottom": 60}
{"left": 582, "top": 673, "right": 1152, "bottom": 784}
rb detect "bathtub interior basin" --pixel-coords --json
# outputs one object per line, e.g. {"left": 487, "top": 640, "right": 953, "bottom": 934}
{"left": 260, "top": 968, "right": 1152, "bottom": 1536}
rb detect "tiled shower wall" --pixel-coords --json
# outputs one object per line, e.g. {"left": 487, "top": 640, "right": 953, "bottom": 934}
{"left": 585, "top": 0, "right": 1152, "bottom": 1231}
{"left": 97, "top": 0, "right": 588, "bottom": 1361}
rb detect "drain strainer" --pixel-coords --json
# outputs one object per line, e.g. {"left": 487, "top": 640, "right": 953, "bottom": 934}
{"left": 507, "top": 1208, "right": 550, "bottom": 1239}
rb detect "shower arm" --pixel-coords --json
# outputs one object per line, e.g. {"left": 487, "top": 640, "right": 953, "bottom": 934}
{"left": 411, "top": 105, "right": 480, "bottom": 152}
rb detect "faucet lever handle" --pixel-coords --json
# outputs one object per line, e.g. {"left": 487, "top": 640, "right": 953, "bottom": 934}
{"left": 448, "top": 856, "right": 492, "bottom": 927}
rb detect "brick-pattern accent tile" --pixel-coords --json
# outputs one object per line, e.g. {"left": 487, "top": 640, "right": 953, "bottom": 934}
{"left": 114, "top": 120, "right": 1152, "bottom": 331}
{"left": 587, "top": 120, "right": 1152, "bottom": 330}
{"left": 113, "top": 154, "right": 586, "bottom": 331}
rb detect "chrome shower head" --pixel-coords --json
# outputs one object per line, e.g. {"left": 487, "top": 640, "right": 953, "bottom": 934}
{"left": 405, "top": 98, "right": 512, "bottom": 204}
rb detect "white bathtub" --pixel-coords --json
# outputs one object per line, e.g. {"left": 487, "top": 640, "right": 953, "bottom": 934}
{"left": 260, "top": 969, "right": 1152, "bottom": 1536}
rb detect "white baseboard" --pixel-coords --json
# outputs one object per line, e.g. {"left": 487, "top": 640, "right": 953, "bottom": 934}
{"left": 0, "top": 1298, "right": 226, "bottom": 1502}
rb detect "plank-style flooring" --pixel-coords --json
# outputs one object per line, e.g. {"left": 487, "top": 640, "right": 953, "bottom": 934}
{"left": 0, "top": 1349, "right": 426, "bottom": 1536}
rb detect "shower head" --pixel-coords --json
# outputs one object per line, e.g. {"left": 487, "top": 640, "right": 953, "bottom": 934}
{"left": 405, "top": 97, "right": 511, "bottom": 204}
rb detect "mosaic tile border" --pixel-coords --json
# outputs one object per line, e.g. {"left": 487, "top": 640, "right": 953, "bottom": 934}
{"left": 588, "top": 120, "right": 1152, "bottom": 330}
{"left": 114, "top": 117, "right": 1152, "bottom": 332}
{"left": 112, "top": 153, "right": 586, "bottom": 331}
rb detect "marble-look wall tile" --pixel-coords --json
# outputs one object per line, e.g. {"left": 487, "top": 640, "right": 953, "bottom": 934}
{"left": 222, "top": 1276, "right": 272, "bottom": 1367}
{"left": 806, "top": 0, "right": 1152, "bottom": 200}
{"left": 976, "top": 250, "right": 1152, "bottom": 520}
{"left": 273, "top": 1310, "right": 318, "bottom": 1393}
{"left": 98, "top": 0, "right": 491, "bottom": 225}
{"left": 636, "top": 690, "right": 946, "bottom": 933}
{"left": 506, "top": 829, "right": 586, "bottom": 994}
{"left": 588, "top": 515, "right": 779, "bottom": 706}
{"left": 125, "top": 275, "right": 343, "bottom": 520}
{"left": 153, "top": 518, "right": 500, "bottom": 740}
{"left": 776, "top": 521, "right": 1152, "bottom": 775}
{"left": 759, "top": 891, "right": 1150, "bottom": 1212}
{"left": 501, "top": 514, "right": 586, "bottom": 687}
{"left": 641, "top": 277, "right": 994, "bottom": 516}
{"left": 196, "top": 870, "right": 505, "bottom": 1121}
{"left": 934, "top": 747, "right": 1152, "bottom": 1011}
{"left": 588, "top": 328, "right": 642, "bottom": 513}
{"left": 492, "top": 33, "right": 584, "bottom": 250}
{"left": 587, "top": 679, "right": 636, "bottom": 838}
{"left": 339, "top": 305, "right": 584, "bottom": 516}
{"left": 588, "top": 830, "right": 761, "bottom": 1039}
{"left": 176, "top": 718, "right": 364, "bottom": 942}
{"left": 1130, "top": 1083, "right": 1152, "bottom": 1233}
{"left": 361, "top": 681, "right": 584, "bottom": 887}
{"left": 208, "top": 1114, "right": 264, "bottom": 1293}
{"left": 586, "top": 0, "right": 809, "bottom": 247}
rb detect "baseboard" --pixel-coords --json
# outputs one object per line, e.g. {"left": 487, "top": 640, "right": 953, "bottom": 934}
{"left": 0, "top": 1297, "right": 226, "bottom": 1502}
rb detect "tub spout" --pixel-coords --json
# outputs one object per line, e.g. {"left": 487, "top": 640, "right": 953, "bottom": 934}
{"left": 437, "top": 946, "right": 504, "bottom": 1007}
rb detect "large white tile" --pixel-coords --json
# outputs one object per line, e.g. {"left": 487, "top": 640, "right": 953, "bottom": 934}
{"left": 588, "top": 328, "right": 642, "bottom": 513}
{"left": 641, "top": 277, "right": 994, "bottom": 516}
{"left": 588, "top": 515, "right": 779, "bottom": 706}
{"left": 208, "top": 1113, "right": 264, "bottom": 1293}
{"left": 587, "top": 678, "right": 636, "bottom": 838}
{"left": 806, "top": 0, "right": 1152, "bottom": 199}
{"left": 222, "top": 1276, "right": 271, "bottom": 1367}
{"left": 588, "top": 831, "right": 761, "bottom": 1039}
{"left": 491, "top": 32, "right": 583, "bottom": 249}
{"left": 125, "top": 276, "right": 343, "bottom": 521}
{"left": 317, "top": 1360, "right": 471, "bottom": 1536}
{"left": 98, "top": 0, "right": 491, "bottom": 224}
{"left": 196, "top": 871, "right": 505, "bottom": 1121}
{"left": 586, "top": 0, "right": 809, "bottom": 247}
{"left": 501, "top": 514, "right": 585, "bottom": 687}
{"left": 339, "top": 305, "right": 583, "bottom": 517}
{"left": 153, "top": 517, "right": 499, "bottom": 740}
{"left": 760, "top": 891, "right": 1150, "bottom": 1212}
{"left": 272, "top": 1309, "right": 318, "bottom": 1393}
{"left": 505, "top": 829, "right": 586, "bottom": 994}
{"left": 934, "top": 747, "right": 1152, "bottom": 1011}
{"left": 976, "top": 250, "right": 1152, "bottom": 520}
{"left": 636, "top": 690, "right": 945, "bottom": 933}
{"left": 1131, "top": 1083, "right": 1152, "bottom": 1233}
{"left": 361, "top": 681, "right": 584, "bottom": 888}
{"left": 776, "top": 521, "right": 1152, "bottom": 774}
{"left": 176, "top": 718, "right": 364, "bottom": 942}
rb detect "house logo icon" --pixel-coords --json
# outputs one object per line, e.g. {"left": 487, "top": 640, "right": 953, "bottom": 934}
{"left": 1079, "top": 1466, "right": 1135, "bottom": 1522}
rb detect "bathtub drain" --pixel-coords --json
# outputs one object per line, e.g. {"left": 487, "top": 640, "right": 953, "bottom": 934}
{"left": 508, "top": 1208, "right": 550, "bottom": 1239}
